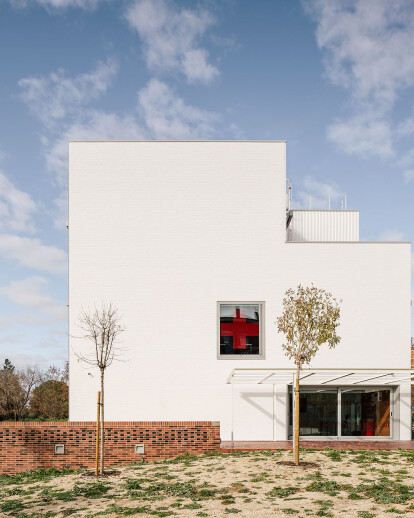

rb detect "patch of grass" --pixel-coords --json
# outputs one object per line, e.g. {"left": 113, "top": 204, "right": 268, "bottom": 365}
{"left": 224, "top": 509, "right": 241, "bottom": 514}
{"left": 305, "top": 479, "right": 344, "bottom": 496}
{"left": 281, "top": 509, "right": 299, "bottom": 515}
{"left": 357, "top": 512, "right": 374, "bottom": 518}
{"left": 0, "top": 499, "right": 26, "bottom": 513}
{"left": 125, "top": 478, "right": 146, "bottom": 490}
{"left": 324, "top": 449, "right": 342, "bottom": 462}
{"left": 385, "top": 508, "right": 404, "bottom": 514}
{"left": 315, "top": 499, "right": 334, "bottom": 517}
{"left": 0, "top": 467, "right": 75, "bottom": 487}
{"left": 355, "top": 478, "right": 414, "bottom": 504}
{"left": 198, "top": 488, "right": 218, "bottom": 498}
{"left": 348, "top": 491, "right": 364, "bottom": 500}
{"left": 266, "top": 486, "right": 300, "bottom": 498}
{"left": 183, "top": 502, "right": 202, "bottom": 509}
{"left": 73, "top": 482, "right": 110, "bottom": 499}
{"left": 61, "top": 509, "right": 87, "bottom": 517}
{"left": 101, "top": 505, "right": 151, "bottom": 515}
{"left": 351, "top": 452, "right": 381, "bottom": 464}
{"left": 40, "top": 487, "right": 77, "bottom": 502}
{"left": 163, "top": 453, "right": 199, "bottom": 465}
{"left": 15, "top": 513, "right": 57, "bottom": 518}
{"left": 250, "top": 471, "right": 271, "bottom": 482}
{"left": 101, "top": 504, "right": 174, "bottom": 516}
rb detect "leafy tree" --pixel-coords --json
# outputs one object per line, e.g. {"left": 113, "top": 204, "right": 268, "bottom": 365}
{"left": 0, "top": 367, "right": 23, "bottom": 420}
{"left": 75, "top": 303, "right": 126, "bottom": 475}
{"left": 3, "top": 359, "right": 15, "bottom": 371}
{"left": 29, "top": 380, "right": 69, "bottom": 419}
{"left": 0, "top": 361, "right": 68, "bottom": 421}
{"left": 277, "top": 284, "right": 341, "bottom": 465}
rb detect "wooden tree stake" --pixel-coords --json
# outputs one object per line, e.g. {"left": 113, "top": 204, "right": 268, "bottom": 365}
{"left": 95, "top": 391, "right": 100, "bottom": 477}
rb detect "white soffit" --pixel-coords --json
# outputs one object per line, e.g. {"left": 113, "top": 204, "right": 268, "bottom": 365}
{"left": 226, "top": 368, "right": 414, "bottom": 386}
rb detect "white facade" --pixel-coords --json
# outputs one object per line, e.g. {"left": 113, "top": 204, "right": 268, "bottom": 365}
{"left": 69, "top": 141, "right": 412, "bottom": 441}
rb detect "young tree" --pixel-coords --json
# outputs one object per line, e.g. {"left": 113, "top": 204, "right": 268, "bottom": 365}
{"left": 75, "top": 303, "right": 126, "bottom": 475}
{"left": 277, "top": 284, "right": 341, "bottom": 465}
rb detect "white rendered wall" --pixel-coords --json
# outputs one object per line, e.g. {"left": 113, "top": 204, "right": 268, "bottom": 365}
{"left": 69, "top": 141, "right": 411, "bottom": 441}
{"left": 395, "top": 384, "right": 412, "bottom": 441}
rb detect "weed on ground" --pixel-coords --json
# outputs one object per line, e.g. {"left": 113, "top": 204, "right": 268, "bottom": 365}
{"left": 1, "top": 450, "right": 414, "bottom": 517}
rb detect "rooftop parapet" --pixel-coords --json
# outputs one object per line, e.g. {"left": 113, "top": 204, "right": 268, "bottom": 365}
{"left": 286, "top": 210, "right": 360, "bottom": 242}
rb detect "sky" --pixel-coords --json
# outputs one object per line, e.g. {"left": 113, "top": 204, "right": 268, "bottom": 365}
{"left": 0, "top": 0, "right": 413, "bottom": 368}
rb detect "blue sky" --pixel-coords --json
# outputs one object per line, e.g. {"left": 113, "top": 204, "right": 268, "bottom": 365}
{"left": 0, "top": 0, "right": 413, "bottom": 368}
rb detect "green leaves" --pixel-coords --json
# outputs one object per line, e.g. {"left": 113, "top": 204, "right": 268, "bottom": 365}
{"left": 277, "top": 284, "right": 342, "bottom": 368}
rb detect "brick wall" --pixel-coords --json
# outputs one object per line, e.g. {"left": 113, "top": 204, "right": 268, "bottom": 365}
{"left": 0, "top": 421, "right": 220, "bottom": 475}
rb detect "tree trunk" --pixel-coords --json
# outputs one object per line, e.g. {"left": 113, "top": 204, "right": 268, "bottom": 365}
{"left": 294, "top": 364, "right": 300, "bottom": 466}
{"left": 95, "top": 391, "right": 100, "bottom": 477}
{"left": 100, "top": 369, "right": 104, "bottom": 475}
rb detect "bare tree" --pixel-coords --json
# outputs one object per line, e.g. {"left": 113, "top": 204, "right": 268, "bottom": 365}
{"left": 75, "top": 303, "right": 126, "bottom": 474}
{"left": 277, "top": 284, "right": 341, "bottom": 465}
{"left": 16, "top": 367, "right": 42, "bottom": 419}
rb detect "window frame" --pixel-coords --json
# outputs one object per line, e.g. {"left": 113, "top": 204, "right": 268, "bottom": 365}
{"left": 217, "top": 301, "right": 265, "bottom": 360}
{"left": 287, "top": 386, "right": 394, "bottom": 439}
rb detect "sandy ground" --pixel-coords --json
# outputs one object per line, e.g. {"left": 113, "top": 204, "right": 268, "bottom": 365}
{"left": 1, "top": 449, "right": 414, "bottom": 517}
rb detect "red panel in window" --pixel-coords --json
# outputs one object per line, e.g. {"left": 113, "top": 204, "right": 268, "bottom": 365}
{"left": 220, "top": 308, "right": 259, "bottom": 349}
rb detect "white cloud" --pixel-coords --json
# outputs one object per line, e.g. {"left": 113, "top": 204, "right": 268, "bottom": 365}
{"left": 305, "top": 0, "right": 414, "bottom": 158}
{"left": 397, "top": 148, "right": 414, "bottom": 169}
{"left": 0, "top": 171, "right": 37, "bottom": 233}
{"left": 0, "top": 276, "right": 66, "bottom": 321}
{"left": 307, "top": 0, "right": 414, "bottom": 103}
{"left": 19, "top": 59, "right": 118, "bottom": 129}
{"left": 327, "top": 113, "right": 393, "bottom": 158}
{"left": 138, "top": 79, "right": 218, "bottom": 138}
{"left": 125, "top": 0, "right": 219, "bottom": 83}
{"left": 377, "top": 229, "right": 404, "bottom": 242}
{"left": 403, "top": 170, "right": 414, "bottom": 183}
{"left": 0, "top": 234, "right": 67, "bottom": 274}
{"left": 293, "top": 176, "right": 345, "bottom": 210}
{"left": 9, "top": 0, "right": 108, "bottom": 9}
{"left": 398, "top": 112, "right": 414, "bottom": 137}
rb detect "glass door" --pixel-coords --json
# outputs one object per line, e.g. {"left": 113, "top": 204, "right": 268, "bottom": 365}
{"left": 341, "top": 389, "right": 391, "bottom": 437}
{"left": 289, "top": 387, "right": 392, "bottom": 439}
{"left": 288, "top": 388, "right": 338, "bottom": 437}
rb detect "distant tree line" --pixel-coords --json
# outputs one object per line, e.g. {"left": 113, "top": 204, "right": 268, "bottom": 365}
{"left": 0, "top": 359, "right": 68, "bottom": 421}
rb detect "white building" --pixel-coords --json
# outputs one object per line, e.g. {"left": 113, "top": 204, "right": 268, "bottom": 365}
{"left": 69, "top": 141, "right": 412, "bottom": 441}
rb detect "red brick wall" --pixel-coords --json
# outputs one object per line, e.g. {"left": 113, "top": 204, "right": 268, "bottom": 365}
{"left": 0, "top": 421, "right": 220, "bottom": 475}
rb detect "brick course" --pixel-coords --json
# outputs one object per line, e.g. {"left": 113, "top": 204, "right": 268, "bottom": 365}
{"left": 0, "top": 421, "right": 220, "bottom": 475}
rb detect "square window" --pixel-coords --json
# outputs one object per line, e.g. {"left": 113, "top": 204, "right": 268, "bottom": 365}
{"left": 218, "top": 302, "right": 264, "bottom": 358}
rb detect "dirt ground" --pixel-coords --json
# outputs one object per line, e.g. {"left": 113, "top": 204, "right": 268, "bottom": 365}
{"left": 1, "top": 448, "right": 414, "bottom": 517}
